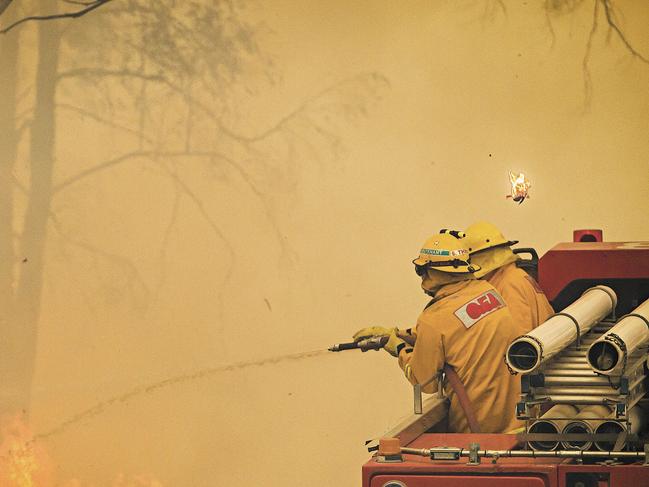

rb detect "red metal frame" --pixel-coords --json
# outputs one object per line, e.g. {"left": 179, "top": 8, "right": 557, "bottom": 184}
{"left": 538, "top": 242, "right": 649, "bottom": 302}
{"left": 362, "top": 238, "right": 649, "bottom": 487}
{"left": 363, "top": 434, "right": 559, "bottom": 487}
{"left": 362, "top": 433, "right": 649, "bottom": 487}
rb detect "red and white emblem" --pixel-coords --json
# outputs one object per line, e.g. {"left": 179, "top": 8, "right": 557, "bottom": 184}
{"left": 454, "top": 290, "right": 505, "bottom": 329}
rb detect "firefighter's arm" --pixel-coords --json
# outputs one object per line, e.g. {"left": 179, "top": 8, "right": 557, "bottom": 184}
{"left": 397, "top": 318, "right": 444, "bottom": 394}
{"left": 400, "top": 327, "right": 417, "bottom": 345}
{"left": 353, "top": 326, "right": 416, "bottom": 344}
{"left": 382, "top": 329, "right": 408, "bottom": 357}
{"left": 353, "top": 326, "right": 395, "bottom": 342}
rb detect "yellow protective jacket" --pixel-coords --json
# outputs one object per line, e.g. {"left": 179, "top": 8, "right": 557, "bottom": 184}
{"left": 397, "top": 279, "right": 522, "bottom": 433}
{"left": 486, "top": 262, "right": 554, "bottom": 336}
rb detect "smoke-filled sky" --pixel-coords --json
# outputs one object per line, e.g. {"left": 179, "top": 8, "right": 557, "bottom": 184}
{"left": 0, "top": 1, "right": 648, "bottom": 486}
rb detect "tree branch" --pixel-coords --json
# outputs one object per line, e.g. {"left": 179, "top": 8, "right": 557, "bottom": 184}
{"left": 600, "top": 0, "right": 649, "bottom": 64}
{"left": 57, "top": 63, "right": 386, "bottom": 159}
{"left": 152, "top": 172, "right": 181, "bottom": 303}
{"left": 12, "top": 170, "right": 150, "bottom": 306}
{"left": 0, "top": 0, "right": 13, "bottom": 18}
{"left": 161, "top": 169, "right": 235, "bottom": 262}
{"left": 52, "top": 150, "right": 261, "bottom": 194}
{"left": 582, "top": 0, "right": 599, "bottom": 111}
{"left": 215, "top": 72, "right": 389, "bottom": 143}
{"left": 57, "top": 102, "right": 154, "bottom": 143}
{"left": 53, "top": 151, "right": 152, "bottom": 193}
{"left": 48, "top": 212, "right": 150, "bottom": 305}
{"left": 544, "top": 3, "right": 557, "bottom": 48}
{"left": 0, "top": 0, "right": 112, "bottom": 34}
{"left": 63, "top": 0, "right": 97, "bottom": 6}
{"left": 57, "top": 67, "right": 165, "bottom": 82}
{"left": 156, "top": 165, "right": 234, "bottom": 322}
{"left": 53, "top": 148, "right": 297, "bottom": 266}
{"left": 52, "top": 149, "right": 246, "bottom": 320}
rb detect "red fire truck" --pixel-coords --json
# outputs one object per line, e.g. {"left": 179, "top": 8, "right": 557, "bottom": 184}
{"left": 360, "top": 230, "right": 649, "bottom": 487}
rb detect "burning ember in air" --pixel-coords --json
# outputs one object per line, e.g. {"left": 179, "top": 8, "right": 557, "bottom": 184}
{"left": 506, "top": 171, "right": 531, "bottom": 204}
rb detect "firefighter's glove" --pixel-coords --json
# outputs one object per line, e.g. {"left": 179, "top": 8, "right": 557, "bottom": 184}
{"left": 353, "top": 326, "right": 394, "bottom": 342}
{"left": 383, "top": 329, "right": 407, "bottom": 358}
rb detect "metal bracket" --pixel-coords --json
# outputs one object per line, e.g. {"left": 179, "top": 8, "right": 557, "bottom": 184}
{"left": 516, "top": 401, "right": 528, "bottom": 419}
{"left": 414, "top": 373, "right": 440, "bottom": 414}
{"left": 429, "top": 447, "right": 461, "bottom": 461}
{"left": 467, "top": 443, "right": 481, "bottom": 465}
{"left": 530, "top": 373, "right": 545, "bottom": 388}
{"left": 413, "top": 384, "right": 422, "bottom": 414}
{"left": 491, "top": 452, "right": 500, "bottom": 464}
{"left": 620, "top": 377, "right": 629, "bottom": 395}
{"left": 375, "top": 454, "right": 404, "bottom": 463}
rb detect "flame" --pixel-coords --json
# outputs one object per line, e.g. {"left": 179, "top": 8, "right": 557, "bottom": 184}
{"left": 60, "top": 474, "right": 164, "bottom": 487}
{"left": 0, "top": 414, "right": 163, "bottom": 487}
{"left": 0, "top": 414, "right": 54, "bottom": 487}
{"left": 111, "top": 474, "right": 164, "bottom": 487}
{"left": 507, "top": 171, "right": 531, "bottom": 204}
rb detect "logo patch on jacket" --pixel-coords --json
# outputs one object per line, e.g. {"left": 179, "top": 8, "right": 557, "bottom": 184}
{"left": 454, "top": 290, "right": 506, "bottom": 329}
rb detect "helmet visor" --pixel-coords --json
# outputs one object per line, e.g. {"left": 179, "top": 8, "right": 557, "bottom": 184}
{"left": 412, "top": 258, "right": 480, "bottom": 275}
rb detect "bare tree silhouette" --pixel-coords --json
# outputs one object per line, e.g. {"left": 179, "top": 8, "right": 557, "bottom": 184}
{"left": 0, "top": 4, "right": 21, "bottom": 415}
{"left": 0, "top": 0, "right": 63, "bottom": 416}
{"left": 0, "top": 0, "right": 388, "bottom": 414}
{"left": 0, "top": 0, "right": 112, "bottom": 34}
{"left": 545, "top": 0, "right": 649, "bottom": 108}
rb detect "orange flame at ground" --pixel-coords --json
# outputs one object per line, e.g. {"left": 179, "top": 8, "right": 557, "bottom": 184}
{"left": 1, "top": 414, "right": 163, "bottom": 487}
{"left": 507, "top": 171, "right": 531, "bottom": 204}
{"left": 0, "top": 414, "right": 54, "bottom": 487}
{"left": 61, "top": 475, "right": 164, "bottom": 487}
{"left": 111, "top": 474, "right": 164, "bottom": 487}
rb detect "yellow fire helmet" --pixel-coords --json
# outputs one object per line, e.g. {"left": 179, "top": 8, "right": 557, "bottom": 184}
{"left": 412, "top": 233, "right": 479, "bottom": 274}
{"left": 464, "top": 221, "right": 518, "bottom": 255}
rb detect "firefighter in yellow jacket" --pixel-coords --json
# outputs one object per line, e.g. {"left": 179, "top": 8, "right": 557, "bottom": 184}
{"left": 369, "top": 232, "right": 522, "bottom": 433}
{"left": 464, "top": 221, "right": 554, "bottom": 336}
